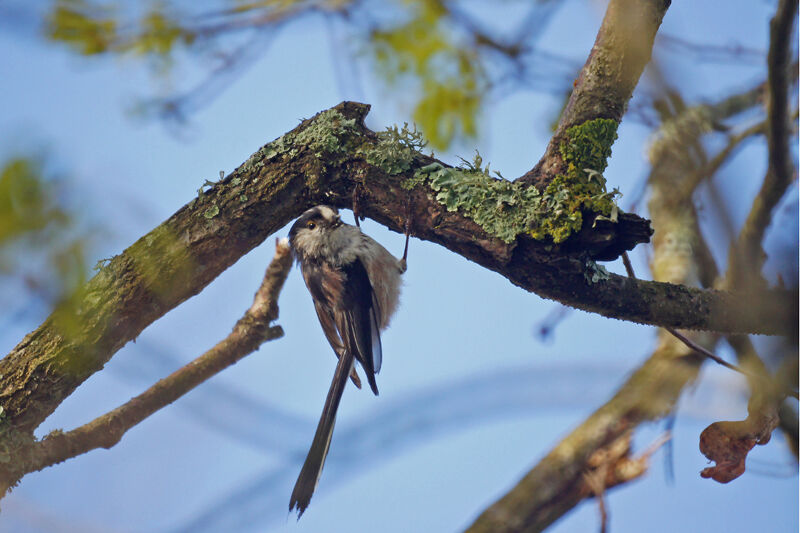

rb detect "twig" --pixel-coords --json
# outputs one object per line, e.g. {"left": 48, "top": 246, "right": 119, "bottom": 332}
{"left": 0, "top": 239, "right": 293, "bottom": 493}
{"left": 535, "top": 304, "right": 572, "bottom": 342}
{"left": 622, "top": 253, "right": 750, "bottom": 375}
{"left": 622, "top": 253, "right": 799, "bottom": 400}
{"left": 583, "top": 465, "right": 610, "bottom": 533}
{"left": 656, "top": 33, "right": 765, "bottom": 64}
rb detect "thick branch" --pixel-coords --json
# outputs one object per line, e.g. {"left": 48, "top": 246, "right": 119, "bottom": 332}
{"left": 0, "top": 239, "right": 292, "bottom": 493}
{"left": 518, "top": 0, "right": 671, "bottom": 186}
{"left": 0, "top": 101, "right": 793, "bottom": 443}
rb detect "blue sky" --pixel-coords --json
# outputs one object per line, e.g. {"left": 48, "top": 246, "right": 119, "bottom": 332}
{"left": 0, "top": 1, "right": 797, "bottom": 532}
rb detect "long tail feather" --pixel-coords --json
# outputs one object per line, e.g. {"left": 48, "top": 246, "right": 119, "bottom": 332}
{"left": 289, "top": 351, "right": 353, "bottom": 517}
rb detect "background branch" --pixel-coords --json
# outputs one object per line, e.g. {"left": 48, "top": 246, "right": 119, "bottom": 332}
{"left": 727, "top": 0, "right": 798, "bottom": 286}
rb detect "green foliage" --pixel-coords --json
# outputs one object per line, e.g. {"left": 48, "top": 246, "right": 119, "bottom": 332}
{"left": 46, "top": 0, "right": 195, "bottom": 62}
{"left": 0, "top": 156, "right": 89, "bottom": 310}
{"left": 132, "top": 7, "right": 195, "bottom": 58}
{"left": 413, "top": 77, "right": 480, "bottom": 151}
{"left": 0, "top": 159, "right": 68, "bottom": 244}
{"left": 46, "top": 0, "right": 117, "bottom": 55}
{"left": 371, "top": 1, "right": 485, "bottom": 150}
{"left": 43, "top": 0, "right": 488, "bottom": 150}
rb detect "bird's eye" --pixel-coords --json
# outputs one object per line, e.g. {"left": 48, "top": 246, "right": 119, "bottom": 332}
{"left": 307, "top": 221, "right": 316, "bottom": 229}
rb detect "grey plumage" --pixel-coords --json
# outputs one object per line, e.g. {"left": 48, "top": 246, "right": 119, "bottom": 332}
{"left": 288, "top": 205, "right": 405, "bottom": 517}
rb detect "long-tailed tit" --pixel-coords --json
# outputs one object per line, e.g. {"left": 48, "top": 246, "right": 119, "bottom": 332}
{"left": 288, "top": 205, "right": 408, "bottom": 516}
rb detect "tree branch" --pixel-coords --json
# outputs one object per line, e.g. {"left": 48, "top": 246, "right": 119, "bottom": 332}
{"left": 464, "top": 339, "right": 704, "bottom": 533}
{"left": 465, "top": 52, "right": 724, "bottom": 529}
{"left": 518, "top": 0, "right": 672, "bottom": 186}
{"left": 0, "top": 239, "right": 293, "bottom": 493}
{"left": 0, "top": 100, "right": 794, "bottom": 445}
{"left": 727, "top": 0, "right": 798, "bottom": 285}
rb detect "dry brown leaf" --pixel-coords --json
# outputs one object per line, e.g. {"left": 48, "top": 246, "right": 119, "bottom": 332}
{"left": 699, "top": 396, "right": 779, "bottom": 483}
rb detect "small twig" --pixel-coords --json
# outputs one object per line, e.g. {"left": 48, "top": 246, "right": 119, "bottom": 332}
{"left": 663, "top": 414, "right": 677, "bottom": 484}
{"left": 2, "top": 239, "right": 293, "bottom": 490}
{"left": 640, "top": 431, "right": 672, "bottom": 462}
{"left": 623, "top": 254, "right": 800, "bottom": 401}
{"left": 583, "top": 466, "right": 609, "bottom": 533}
{"left": 621, "top": 253, "right": 745, "bottom": 374}
{"left": 582, "top": 431, "right": 670, "bottom": 533}
{"left": 535, "top": 304, "right": 573, "bottom": 342}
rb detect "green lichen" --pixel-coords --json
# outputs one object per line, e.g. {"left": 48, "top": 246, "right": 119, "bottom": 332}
{"left": 359, "top": 122, "right": 427, "bottom": 177}
{"left": 292, "top": 109, "right": 358, "bottom": 158}
{"left": 584, "top": 259, "right": 611, "bottom": 284}
{"left": 559, "top": 118, "right": 618, "bottom": 173}
{"left": 240, "top": 109, "right": 359, "bottom": 174}
{"left": 203, "top": 204, "right": 219, "bottom": 219}
{"left": 529, "top": 118, "right": 621, "bottom": 242}
{"left": 411, "top": 118, "right": 620, "bottom": 244}
{"left": 415, "top": 155, "right": 542, "bottom": 244}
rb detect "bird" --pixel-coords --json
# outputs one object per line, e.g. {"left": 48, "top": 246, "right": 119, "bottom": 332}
{"left": 287, "top": 205, "right": 408, "bottom": 516}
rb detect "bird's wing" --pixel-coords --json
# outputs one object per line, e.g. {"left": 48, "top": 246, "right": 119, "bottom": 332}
{"left": 302, "top": 260, "right": 362, "bottom": 389}
{"left": 336, "top": 258, "right": 382, "bottom": 395}
{"left": 313, "top": 300, "right": 362, "bottom": 389}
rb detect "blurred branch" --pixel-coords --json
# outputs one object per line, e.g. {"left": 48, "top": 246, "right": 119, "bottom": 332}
{"left": 465, "top": 42, "right": 792, "bottom": 525}
{"left": 656, "top": 33, "right": 765, "bottom": 64}
{"left": 676, "top": 118, "right": 768, "bottom": 203}
{"left": 534, "top": 304, "right": 571, "bottom": 342}
{"left": 0, "top": 239, "right": 292, "bottom": 494}
{"left": 647, "top": 79, "right": 769, "bottom": 205}
{"left": 726, "top": 0, "right": 798, "bottom": 286}
{"left": 624, "top": 253, "right": 797, "bottom": 400}
{"left": 467, "top": 78, "right": 718, "bottom": 529}
{"left": 465, "top": 339, "right": 703, "bottom": 533}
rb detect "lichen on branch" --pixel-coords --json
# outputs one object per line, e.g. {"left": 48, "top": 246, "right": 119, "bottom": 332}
{"left": 404, "top": 118, "right": 621, "bottom": 244}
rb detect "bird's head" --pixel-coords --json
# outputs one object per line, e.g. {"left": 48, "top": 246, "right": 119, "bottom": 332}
{"left": 288, "top": 205, "right": 345, "bottom": 261}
